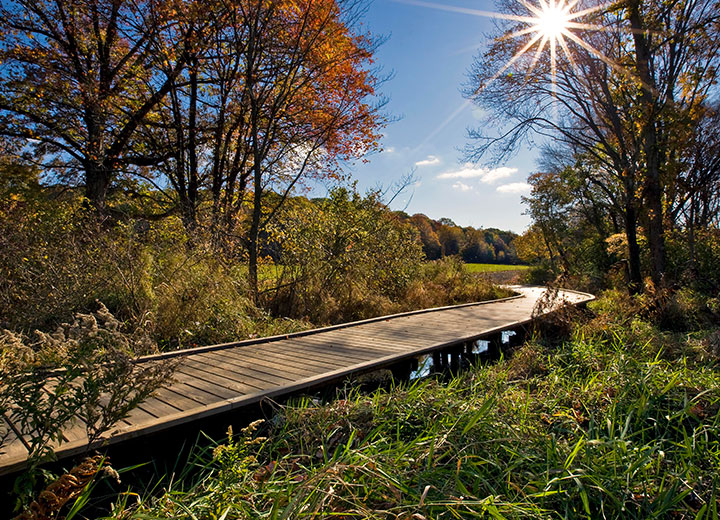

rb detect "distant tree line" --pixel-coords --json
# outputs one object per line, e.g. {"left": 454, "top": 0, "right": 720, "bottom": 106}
{"left": 393, "top": 213, "right": 520, "bottom": 264}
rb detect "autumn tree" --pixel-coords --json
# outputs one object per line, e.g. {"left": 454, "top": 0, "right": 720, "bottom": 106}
{"left": 236, "top": 0, "right": 384, "bottom": 300}
{"left": 461, "top": 228, "right": 496, "bottom": 263}
{"left": 0, "top": 0, "right": 206, "bottom": 212}
{"left": 410, "top": 213, "right": 442, "bottom": 259}
{"left": 436, "top": 221, "right": 463, "bottom": 256}
{"left": 134, "top": 0, "right": 256, "bottom": 235}
{"left": 465, "top": 0, "right": 720, "bottom": 292}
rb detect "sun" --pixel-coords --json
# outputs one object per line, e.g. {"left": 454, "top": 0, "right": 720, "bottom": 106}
{"left": 396, "top": 0, "right": 623, "bottom": 130}
{"left": 468, "top": 0, "right": 621, "bottom": 97}
{"left": 536, "top": 1, "right": 571, "bottom": 39}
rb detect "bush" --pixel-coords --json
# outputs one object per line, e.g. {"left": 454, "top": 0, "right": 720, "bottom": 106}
{"left": 0, "top": 187, "right": 305, "bottom": 348}
{"left": 666, "top": 229, "right": 720, "bottom": 294}
{"left": 265, "top": 188, "right": 426, "bottom": 323}
{"left": 404, "top": 256, "right": 511, "bottom": 308}
{"left": 0, "top": 304, "right": 173, "bottom": 466}
{"left": 265, "top": 190, "right": 511, "bottom": 324}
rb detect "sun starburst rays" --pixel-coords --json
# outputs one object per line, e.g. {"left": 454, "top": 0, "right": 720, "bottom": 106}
{"left": 392, "top": 0, "right": 634, "bottom": 142}
{"left": 396, "top": 0, "right": 626, "bottom": 100}
{"left": 503, "top": 0, "right": 612, "bottom": 85}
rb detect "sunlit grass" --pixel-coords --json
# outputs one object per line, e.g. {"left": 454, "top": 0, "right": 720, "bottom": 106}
{"left": 251, "top": 262, "right": 529, "bottom": 284}
{"left": 464, "top": 263, "right": 530, "bottom": 273}
{"left": 259, "top": 262, "right": 529, "bottom": 280}
{"left": 106, "top": 294, "right": 720, "bottom": 519}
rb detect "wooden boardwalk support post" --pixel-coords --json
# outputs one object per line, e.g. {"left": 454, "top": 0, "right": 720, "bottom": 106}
{"left": 389, "top": 358, "right": 418, "bottom": 381}
{"left": 450, "top": 346, "right": 462, "bottom": 372}
{"left": 485, "top": 332, "right": 503, "bottom": 360}
{"left": 508, "top": 326, "right": 527, "bottom": 348}
{"left": 432, "top": 351, "right": 444, "bottom": 372}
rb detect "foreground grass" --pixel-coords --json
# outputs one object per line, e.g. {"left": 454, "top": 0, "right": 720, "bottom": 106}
{"left": 464, "top": 263, "right": 530, "bottom": 273}
{"left": 107, "top": 294, "right": 720, "bottom": 519}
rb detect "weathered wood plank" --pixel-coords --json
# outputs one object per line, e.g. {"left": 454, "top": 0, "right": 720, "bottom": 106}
{"left": 268, "top": 339, "right": 379, "bottom": 365}
{"left": 152, "top": 385, "right": 213, "bottom": 409}
{"left": 199, "top": 351, "right": 326, "bottom": 379}
{"left": 169, "top": 372, "right": 244, "bottom": 401}
{"left": 182, "top": 356, "right": 294, "bottom": 387}
{"left": 290, "top": 337, "right": 401, "bottom": 360}
{"left": 311, "top": 331, "right": 418, "bottom": 351}
{"left": 174, "top": 365, "right": 265, "bottom": 396}
{"left": 215, "top": 344, "right": 351, "bottom": 371}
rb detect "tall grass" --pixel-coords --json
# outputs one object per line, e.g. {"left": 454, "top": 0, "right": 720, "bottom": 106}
{"left": 105, "top": 292, "right": 720, "bottom": 519}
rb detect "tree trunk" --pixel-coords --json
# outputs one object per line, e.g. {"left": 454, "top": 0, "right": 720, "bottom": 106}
{"left": 625, "top": 202, "right": 643, "bottom": 295}
{"left": 641, "top": 113, "right": 667, "bottom": 288}
{"left": 688, "top": 196, "right": 697, "bottom": 279}
{"left": 628, "top": 0, "right": 667, "bottom": 288}
{"left": 85, "top": 163, "right": 112, "bottom": 213}
{"left": 186, "top": 55, "right": 200, "bottom": 233}
{"left": 248, "top": 165, "right": 262, "bottom": 304}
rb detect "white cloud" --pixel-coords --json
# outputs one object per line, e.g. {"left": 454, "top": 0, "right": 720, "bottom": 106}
{"left": 482, "top": 167, "right": 518, "bottom": 183}
{"left": 452, "top": 181, "right": 473, "bottom": 192}
{"left": 436, "top": 164, "right": 517, "bottom": 184}
{"left": 384, "top": 146, "right": 396, "bottom": 154}
{"left": 415, "top": 155, "right": 441, "bottom": 167}
{"left": 496, "top": 182, "right": 532, "bottom": 194}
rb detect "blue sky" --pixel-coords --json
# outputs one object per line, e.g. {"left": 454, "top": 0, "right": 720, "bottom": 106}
{"left": 341, "top": 0, "right": 537, "bottom": 233}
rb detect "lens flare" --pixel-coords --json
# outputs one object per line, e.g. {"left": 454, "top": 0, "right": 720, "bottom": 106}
{"left": 396, "top": 0, "right": 626, "bottom": 97}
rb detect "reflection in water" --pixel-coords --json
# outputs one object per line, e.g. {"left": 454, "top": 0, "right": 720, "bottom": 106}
{"left": 410, "top": 356, "right": 433, "bottom": 380}
{"left": 408, "top": 331, "right": 517, "bottom": 380}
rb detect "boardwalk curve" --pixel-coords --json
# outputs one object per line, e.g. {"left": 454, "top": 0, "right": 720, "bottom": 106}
{"left": 0, "top": 285, "right": 593, "bottom": 476}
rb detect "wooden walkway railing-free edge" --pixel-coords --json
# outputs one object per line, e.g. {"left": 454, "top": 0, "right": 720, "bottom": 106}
{"left": 0, "top": 285, "right": 594, "bottom": 477}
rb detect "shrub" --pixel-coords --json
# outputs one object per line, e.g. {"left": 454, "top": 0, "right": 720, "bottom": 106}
{"left": 404, "top": 256, "right": 511, "bottom": 309}
{"left": 0, "top": 304, "right": 173, "bottom": 469}
{"left": 0, "top": 187, "right": 305, "bottom": 347}
{"left": 265, "top": 188, "right": 426, "bottom": 323}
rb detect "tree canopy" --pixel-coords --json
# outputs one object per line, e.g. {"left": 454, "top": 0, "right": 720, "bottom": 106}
{"left": 0, "top": 0, "right": 385, "bottom": 297}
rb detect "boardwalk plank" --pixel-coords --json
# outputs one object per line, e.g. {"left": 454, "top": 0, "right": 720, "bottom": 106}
{"left": 216, "top": 345, "right": 348, "bottom": 371}
{"left": 182, "top": 356, "right": 294, "bottom": 387}
{"left": 175, "top": 366, "right": 263, "bottom": 396}
{"left": 199, "top": 351, "right": 325, "bottom": 379}
{"left": 137, "top": 397, "right": 187, "bottom": 418}
{"left": 0, "top": 419, "right": 29, "bottom": 463}
{"left": 292, "top": 337, "right": 403, "bottom": 360}
{"left": 153, "top": 386, "right": 209, "bottom": 410}
{"left": 169, "top": 373, "right": 242, "bottom": 402}
{"left": 313, "top": 332, "right": 417, "bottom": 352}
{"left": 268, "top": 339, "right": 378, "bottom": 364}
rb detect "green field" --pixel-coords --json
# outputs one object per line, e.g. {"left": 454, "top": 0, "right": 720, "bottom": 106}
{"left": 463, "top": 263, "right": 530, "bottom": 273}
{"left": 256, "top": 262, "right": 529, "bottom": 281}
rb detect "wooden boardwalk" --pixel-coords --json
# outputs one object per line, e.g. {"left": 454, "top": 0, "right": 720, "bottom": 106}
{"left": 0, "top": 286, "right": 593, "bottom": 476}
